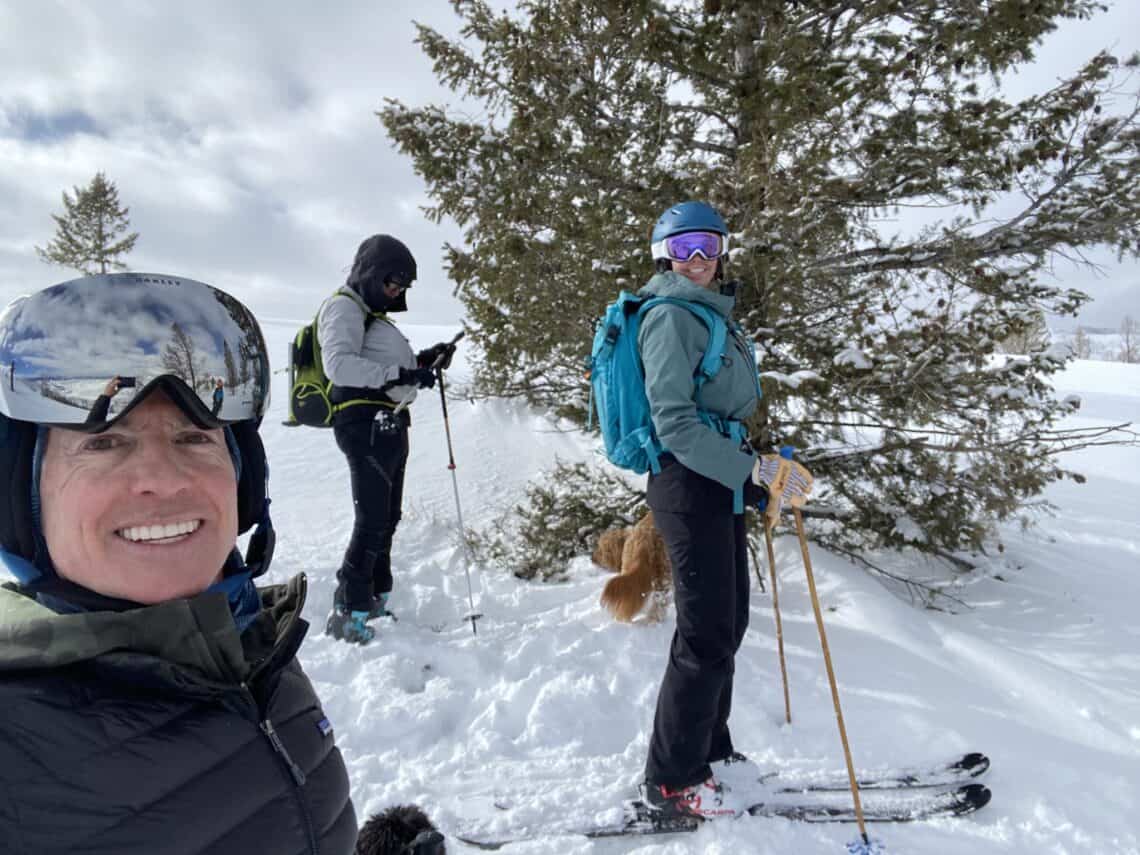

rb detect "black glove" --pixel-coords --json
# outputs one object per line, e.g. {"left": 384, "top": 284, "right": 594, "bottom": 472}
{"left": 398, "top": 366, "right": 436, "bottom": 389}
{"left": 743, "top": 479, "right": 769, "bottom": 510}
{"left": 417, "top": 341, "right": 456, "bottom": 370}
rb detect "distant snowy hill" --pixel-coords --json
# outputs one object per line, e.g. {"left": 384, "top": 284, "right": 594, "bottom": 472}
{"left": 1050, "top": 327, "right": 1136, "bottom": 362}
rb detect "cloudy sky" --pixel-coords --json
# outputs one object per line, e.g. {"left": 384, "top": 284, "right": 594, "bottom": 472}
{"left": 2, "top": 1, "right": 1137, "bottom": 330}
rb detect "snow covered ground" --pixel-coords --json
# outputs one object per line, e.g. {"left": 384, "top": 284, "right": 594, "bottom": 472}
{"left": 17, "top": 313, "right": 1140, "bottom": 853}
{"left": 250, "top": 320, "right": 1140, "bottom": 854}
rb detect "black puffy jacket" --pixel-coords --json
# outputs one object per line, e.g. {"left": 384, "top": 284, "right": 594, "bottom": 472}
{"left": 0, "top": 573, "right": 357, "bottom": 855}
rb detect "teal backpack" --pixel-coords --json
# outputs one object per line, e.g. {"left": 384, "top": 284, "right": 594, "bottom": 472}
{"left": 589, "top": 291, "right": 754, "bottom": 476}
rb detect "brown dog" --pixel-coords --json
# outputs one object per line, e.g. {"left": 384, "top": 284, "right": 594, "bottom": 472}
{"left": 595, "top": 512, "right": 672, "bottom": 623}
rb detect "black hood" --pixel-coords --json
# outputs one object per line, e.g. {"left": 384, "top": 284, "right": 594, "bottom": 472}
{"left": 346, "top": 234, "right": 417, "bottom": 313}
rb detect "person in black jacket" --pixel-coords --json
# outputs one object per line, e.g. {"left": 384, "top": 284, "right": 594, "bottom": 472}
{"left": 318, "top": 234, "right": 456, "bottom": 645}
{"left": 0, "top": 273, "right": 357, "bottom": 855}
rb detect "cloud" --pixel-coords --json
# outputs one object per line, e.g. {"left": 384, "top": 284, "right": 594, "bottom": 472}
{"left": 0, "top": 0, "right": 467, "bottom": 326}
{"left": 0, "top": 0, "right": 1136, "bottom": 335}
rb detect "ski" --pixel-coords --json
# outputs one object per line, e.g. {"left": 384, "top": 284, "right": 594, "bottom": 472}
{"left": 484, "top": 752, "right": 990, "bottom": 811}
{"left": 742, "top": 782, "right": 991, "bottom": 823}
{"left": 765, "top": 751, "right": 990, "bottom": 793}
{"left": 455, "top": 783, "right": 991, "bottom": 850}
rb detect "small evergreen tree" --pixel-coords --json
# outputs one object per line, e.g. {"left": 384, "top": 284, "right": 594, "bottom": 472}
{"left": 36, "top": 172, "right": 139, "bottom": 276}
{"left": 1120, "top": 315, "right": 1139, "bottom": 363}
{"left": 1072, "top": 324, "right": 1092, "bottom": 359}
{"left": 383, "top": 1, "right": 1140, "bottom": 569}
{"left": 223, "top": 340, "right": 240, "bottom": 389}
{"left": 161, "top": 322, "right": 205, "bottom": 393}
{"left": 469, "top": 460, "right": 647, "bottom": 581}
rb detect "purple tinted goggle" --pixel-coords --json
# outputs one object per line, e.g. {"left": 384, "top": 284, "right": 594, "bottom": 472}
{"left": 651, "top": 230, "right": 728, "bottom": 262}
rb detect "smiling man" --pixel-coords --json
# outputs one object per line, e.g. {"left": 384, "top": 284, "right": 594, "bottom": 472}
{"left": 0, "top": 273, "right": 357, "bottom": 855}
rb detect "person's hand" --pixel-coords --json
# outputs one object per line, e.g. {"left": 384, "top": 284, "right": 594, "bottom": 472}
{"left": 103, "top": 377, "right": 122, "bottom": 397}
{"left": 398, "top": 366, "right": 437, "bottom": 389}
{"left": 417, "top": 341, "right": 457, "bottom": 371}
{"left": 742, "top": 479, "right": 769, "bottom": 510}
{"left": 751, "top": 453, "right": 813, "bottom": 524}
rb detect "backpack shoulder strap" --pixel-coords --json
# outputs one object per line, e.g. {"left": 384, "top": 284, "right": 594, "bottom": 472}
{"left": 327, "top": 287, "right": 385, "bottom": 330}
{"left": 687, "top": 303, "right": 728, "bottom": 381}
{"left": 637, "top": 297, "right": 727, "bottom": 381}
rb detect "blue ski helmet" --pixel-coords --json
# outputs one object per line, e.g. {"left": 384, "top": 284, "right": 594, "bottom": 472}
{"left": 650, "top": 201, "right": 728, "bottom": 256}
{"left": 650, "top": 201, "right": 730, "bottom": 280}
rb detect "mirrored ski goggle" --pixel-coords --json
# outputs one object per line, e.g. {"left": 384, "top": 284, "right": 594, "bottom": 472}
{"left": 0, "top": 273, "right": 271, "bottom": 431}
{"left": 651, "top": 230, "right": 729, "bottom": 262}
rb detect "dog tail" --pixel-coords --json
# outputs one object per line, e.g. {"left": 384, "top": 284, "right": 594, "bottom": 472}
{"left": 591, "top": 528, "right": 627, "bottom": 574}
{"left": 600, "top": 568, "right": 655, "bottom": 623}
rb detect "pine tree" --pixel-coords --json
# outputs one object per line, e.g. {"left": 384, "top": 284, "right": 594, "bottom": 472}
{"left": 382, "top": 1, "right": 1140, "bottom": 565}
{"left": 1072, "top": 324, "right": 1092, "bottom": 359}
{"left": 223, "top": 340, "right": 240, "bottom": 389}
{"left": 1120, "top": 315, "right": 1139, "bottom": 363}
{"left": 36, "top": 172, "right": 139, "bottom": 276}
{"left": 161, "top": 322, "right": 206, "bottom": 393}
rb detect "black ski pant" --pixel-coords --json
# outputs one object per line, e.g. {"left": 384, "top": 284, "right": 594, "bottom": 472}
{"left": 332, "top": 415, "right": 409, "bottom": 612}
{"left": 644, "top": 459, "right": 750, "bottom": 789}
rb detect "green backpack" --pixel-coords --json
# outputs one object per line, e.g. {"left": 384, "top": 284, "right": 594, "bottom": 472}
{"left": 285, "top": 289, "right": 382, "bottom": 427}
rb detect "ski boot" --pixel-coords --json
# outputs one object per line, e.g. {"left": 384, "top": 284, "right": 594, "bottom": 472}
{"left": 709, "top": 751, "right": 765, "bottom": 793}
{"left": 641, "top": 775, "right": 745, "bottom": 820}
{"left": 326, "top": 605, "right": 376, "bottom": 645}
{"left": 368, "top": 592, "right": 397, "bottom": 622}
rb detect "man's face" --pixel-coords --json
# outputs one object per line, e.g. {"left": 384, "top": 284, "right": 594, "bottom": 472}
{"left": 39, "top": 391, "right": 239, "bottom": 603}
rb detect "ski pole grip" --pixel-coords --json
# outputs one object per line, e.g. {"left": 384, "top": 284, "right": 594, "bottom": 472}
{"left": 430, "top": 330, "right": 466, "bottom": 370}
{"left": 764, "top": 454, "right": 793, "bottom": 529}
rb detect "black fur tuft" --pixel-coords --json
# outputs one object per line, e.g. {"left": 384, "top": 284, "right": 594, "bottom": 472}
{"left": 355, "top": 804, "right": 445, "bottom": 855}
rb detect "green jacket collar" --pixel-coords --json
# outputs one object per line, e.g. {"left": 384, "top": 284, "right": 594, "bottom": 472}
{"left": 0, "top": 574, "right": 307, "bottom": 685}
{"left": 638, "top": 271, "right": 737, "bottom": 318}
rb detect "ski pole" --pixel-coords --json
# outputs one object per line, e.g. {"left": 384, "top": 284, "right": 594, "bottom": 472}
{"left": 746, "top": 534, "right": 766, "bottom": 592}
{"left": 793, "top": 507, "right": 879, "bottom": 853}
{"left": 764, "top": 520, "right": 792, "bottom": 725}
{"left": 433, "top": 335, "right": 481, "bottom": 636}
{"left": 391, "top": 332, "right": 480, "bottom": 634}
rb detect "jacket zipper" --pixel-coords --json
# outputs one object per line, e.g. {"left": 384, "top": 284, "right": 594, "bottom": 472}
{"left": 260, "top": 717, "right": 306, "bottom": 786}
{"left": 244, "top": 676, "right": 319, "bottom": 855}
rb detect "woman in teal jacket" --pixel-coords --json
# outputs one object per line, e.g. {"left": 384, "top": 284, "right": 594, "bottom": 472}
{"left": 637, "top": 202, "right": 810, "bottom": 821}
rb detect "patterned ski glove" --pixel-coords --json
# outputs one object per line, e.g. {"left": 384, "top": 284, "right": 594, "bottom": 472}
{"left": 417, "top": 341, "right": 457, "bottom": 370}
{"left": 751, "top": 452, "right": 814, "bottom": 527}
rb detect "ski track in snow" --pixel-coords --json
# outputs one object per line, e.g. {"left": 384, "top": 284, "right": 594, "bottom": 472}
{"left": 21, "top": 317, "right": 1140, "bottom": 854}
